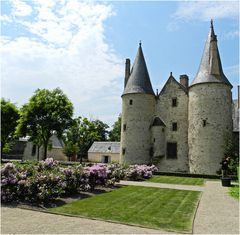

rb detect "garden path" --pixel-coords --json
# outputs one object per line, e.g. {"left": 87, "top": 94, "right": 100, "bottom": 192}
{"left": 1, "top": 206, "right": 173, "bottom": 234}
{"left": 117, "top": 180, "right": 205, "bottom": 191}
{"left": 193, "top": 180, "right": 239, "bottom": 234}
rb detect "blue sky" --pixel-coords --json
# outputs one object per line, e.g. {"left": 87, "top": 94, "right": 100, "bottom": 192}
{"left": 1, "top": 1, "right": 239, "bottom": 126}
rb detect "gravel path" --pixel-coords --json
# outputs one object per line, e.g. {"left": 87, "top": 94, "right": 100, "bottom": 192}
{"left": 193, "top": 181, "right": 239, "bottom": 234}
{"left": 117, "top": 180, "right": 205, "bottom": 191}
{"left": 1, "top": 206, "right": 173, "bottom": 234}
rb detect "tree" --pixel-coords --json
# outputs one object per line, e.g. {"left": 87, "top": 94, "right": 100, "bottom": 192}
{"left": 16, "top": 88, "right": 73, "bottom": 160}
{"left": 109, "top": 115, "right": 121, "bottom": 141}
{"left": 92, "top": 119, "right": 109, "bottom": 141}
{"left": 1, "top": 98, "right": 20, "bottom": 156}
{"left": 63, "top": 117, "right": 109, "bottom": 162}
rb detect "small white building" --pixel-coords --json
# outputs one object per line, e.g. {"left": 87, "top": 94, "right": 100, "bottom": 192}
{"left": 88, "top": 142, "right": 120, "bottom": 163}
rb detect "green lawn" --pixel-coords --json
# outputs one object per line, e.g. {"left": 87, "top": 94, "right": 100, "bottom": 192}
{"left": 147, "top": 175, "right": 205, "bottom": 185}
{"left": 229, "top": 185, "right": 239, "bottom": 200}
{"left": 49, "top": 186, "right": 200, "bottom": 233}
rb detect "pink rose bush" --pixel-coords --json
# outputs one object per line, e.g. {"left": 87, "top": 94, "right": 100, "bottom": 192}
{"left": 1, "top": 158, "right": 158, "bottom": 203}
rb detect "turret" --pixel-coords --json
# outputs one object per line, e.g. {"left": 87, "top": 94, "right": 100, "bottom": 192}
{"left": 120, "top": 42, "right": 155, "bottom": 164}
{"left": 188, "top": 20, "right": 233, "bottom": 174}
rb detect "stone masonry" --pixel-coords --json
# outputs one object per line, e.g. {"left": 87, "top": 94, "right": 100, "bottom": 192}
{"left": 120, "top": 21, "right": 234, "bottom": 175}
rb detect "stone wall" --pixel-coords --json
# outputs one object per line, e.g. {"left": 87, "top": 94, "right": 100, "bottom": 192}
{"left": 188, "top": 83, "right": 232, "bottom": 174}
{"left": 120, "top": 93, "right": 156, "bottom": 164}
{"left": 156, "top": 78, "right": 189, "bottom": 172}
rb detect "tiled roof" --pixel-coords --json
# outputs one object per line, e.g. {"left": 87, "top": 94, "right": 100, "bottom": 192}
{"left": 88, "top": 142, "right": 120, "bottom": 154}
{"left": 191, "top": 21, "right": 232, "bottom": 88}
{"left": 122, "top": 44, "right": 154, "bottom": 96}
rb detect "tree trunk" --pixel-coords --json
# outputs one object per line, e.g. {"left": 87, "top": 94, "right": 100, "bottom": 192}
{"left": 1, "top": 144, "right": 3, "bottom": 160}
{"left": 37, "top": 145, "right": 40, "bottom": 161}
{"left": 43, "top": 143, "right": 48, "bottom": 160}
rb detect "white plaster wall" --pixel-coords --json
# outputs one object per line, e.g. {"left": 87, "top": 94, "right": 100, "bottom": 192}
{"left": 188, "top": 83, "right": 232, "bottom": 174}
{"left": 120, "top": 93, "right": 155, "bottom": 164}
{"left": 88, "top": 153, "right": 120, "bottom": 163}
{"left": 23, "top": 142, "right": 68, "bottom": 161}
{"left": 156, "top": 80, "right": 189, "bottom": 172}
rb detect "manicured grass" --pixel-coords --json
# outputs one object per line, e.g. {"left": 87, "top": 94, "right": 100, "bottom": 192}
{"left": 229, "top": 185, "right": 239, "bottom": 200}
{"left": 49, "top": 186, "right": 200, "bottom": 233}
{"left": 147, "top": 175, "right": 205, "bottom": 185}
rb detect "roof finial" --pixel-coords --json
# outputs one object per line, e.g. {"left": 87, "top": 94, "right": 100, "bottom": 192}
{"left": 210, "top": 19, "right": 217, "bottom": 41}
{"left": 170, "top": 72, "right": 172, "bottom": 76}
{"left": 139, "top": 40, "right": 142, "bottom": 47}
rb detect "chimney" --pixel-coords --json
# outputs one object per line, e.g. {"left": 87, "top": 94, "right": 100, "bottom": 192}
{"left": 180, "top": 74, "right": 189, "bottom": 88}
{"left": 124, "top": 58, "right": 131, "bottom": 87}
{"left": 238, "top": 85, "right": 240, "bottom": 109}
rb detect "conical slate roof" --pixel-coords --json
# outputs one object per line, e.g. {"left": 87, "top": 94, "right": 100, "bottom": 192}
{"left": 122, "top": 43, "right": 155, "bottom": 96}
{"left": 191, "top": 20, "right": 232, "bottom": 88}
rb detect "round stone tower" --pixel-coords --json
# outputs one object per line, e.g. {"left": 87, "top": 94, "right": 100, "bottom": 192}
{"left": 188, "top": 20, "right": 233, "bottom": 175}
{"left": 120, "top": 43, "right": 155, "bottom": 164}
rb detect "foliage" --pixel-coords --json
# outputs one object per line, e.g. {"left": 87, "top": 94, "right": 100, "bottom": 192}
{"left": 92, "top": 119, "right": 109, "bottom": 141}
{"left": 1, "top": 98, "right": 20, "bottom": 154}
{"left": 222, "top": 133, "right": 239, "bottom": 175}
{"left": 124, "top": 164, "right": 158, "bottom": 181}
{"left": 109, "top": 115, "right": 121, "bottom": 141}
{"left": 16, "top": 88, "right": 73, "bottom": 159}
{"left": 63, "top": 142, "right": 79, "bottom": 160}
{"left": 63, "top": 117, "right": 109, "bottom": 161}
{"left": 1, "top": 159, "right": 158, "bottom": 203}
{"left": 229, "top": 185, "right": 239, "bottom": 200}
{"left": 147, "top": 175, "right": 205, "bottom": 185}
{"left": 49, "top": 186, "right": 200, "bottom": 233}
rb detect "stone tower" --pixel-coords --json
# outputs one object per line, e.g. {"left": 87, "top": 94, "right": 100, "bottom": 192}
{"left": 120, "top": 43, "right": 155, "bottom": 164}
{"left": 188, "top": 20, "right": 233, "bottom": 174}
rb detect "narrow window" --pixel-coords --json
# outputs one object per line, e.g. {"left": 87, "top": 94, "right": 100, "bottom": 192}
{"left": 167, "top": 143, "right": 177, "bottom": 159}
{"left": 153, "top": 138, "right": 156, "bottom": 143}
{"left": 129, "top": 99, "right": 133, "bottom": 105}
{"left": 172, "top": 122, "right": 177, "bottom": 131}
{"left": 203, "top": 120, "right": 207, "bottom": 127}
{"left": 122, "top": 148, "right": 126, "bottom": 155}
{"left": 123, "top": 124, "right": 127, "bottom": 131}
{"left": 149, "top": 147, "right": 154, "bottom": 157}
{"left": 172, "top": 98, "right": 177, "bottom": 107}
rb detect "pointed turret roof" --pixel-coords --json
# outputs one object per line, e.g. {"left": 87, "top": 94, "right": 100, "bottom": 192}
{"left": 191, "top": 20, "right": 232, "bottom": 88}
{"left": 122, "top": 42, "right": 155, "bottom": 96}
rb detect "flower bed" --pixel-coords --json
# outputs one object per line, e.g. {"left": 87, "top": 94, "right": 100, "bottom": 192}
{"left": 1, "top": 158, "right": 157, "bottom": 203}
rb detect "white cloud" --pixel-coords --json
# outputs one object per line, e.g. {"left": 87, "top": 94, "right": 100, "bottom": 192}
{"left": 222, "top": 30, "right": 239, "bottom": 40}
{"left": 1, "top": 1, "right": 123, "bottom": 125}
{"left": 173, "top": 1, "right": 239, "bottom": 21}
{"left": 11, "top": 0, "right": 33, "bottom": 17}
{"left": 225, "top": 64, "right": 239, "bottom": 77}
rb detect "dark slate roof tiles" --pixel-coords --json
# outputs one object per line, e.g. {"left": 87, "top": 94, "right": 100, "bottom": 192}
{"left": 122, "top": 44, "right": 155, "bottom": 96}
{"left": 88, "top": 142, "right": 120, "bottom": 154}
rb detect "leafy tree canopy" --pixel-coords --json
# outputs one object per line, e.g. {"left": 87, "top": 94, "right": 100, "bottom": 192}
{"left": 16, "top": 88, "right": 73, "bottom": 159}
{"left": 109, "top": 115, "right": 121, "bottom": 141}
{"left": 1, "top": 98, "right": 20, "bottom": 154}
{"left": 63, "top": 117, "right": 109, "bottom": 161}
